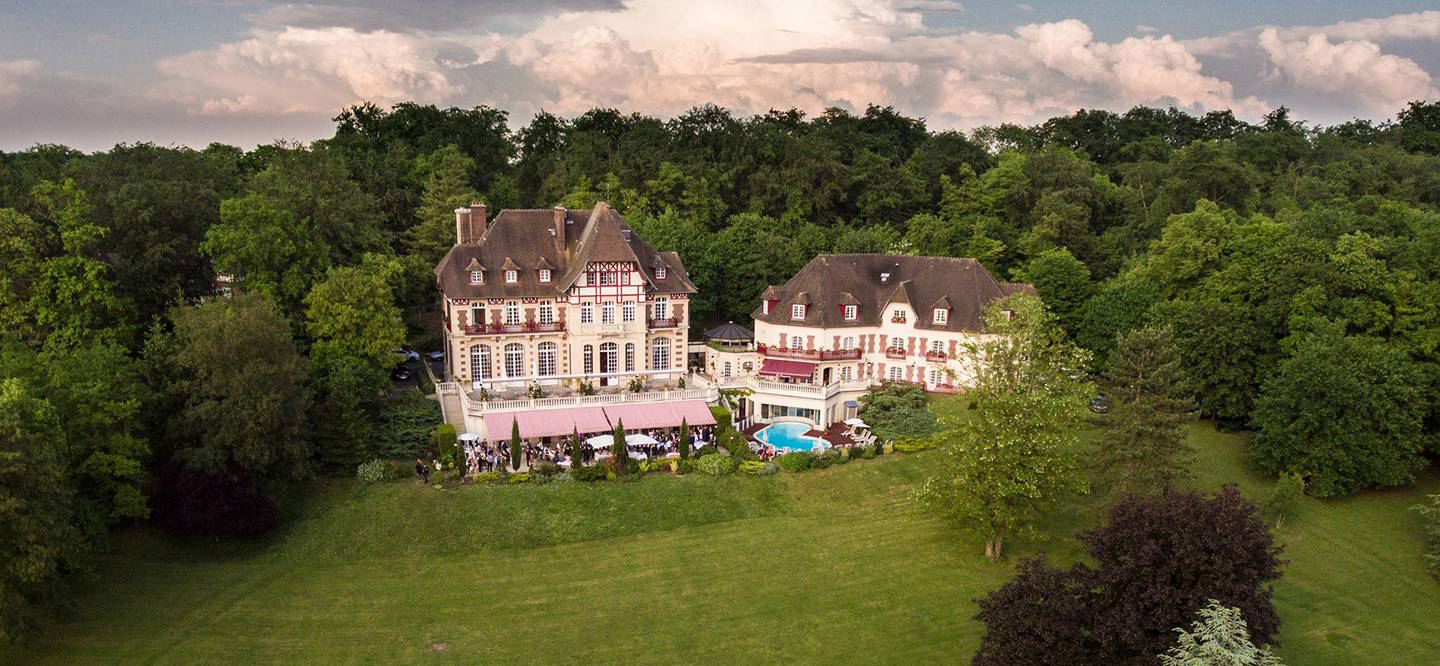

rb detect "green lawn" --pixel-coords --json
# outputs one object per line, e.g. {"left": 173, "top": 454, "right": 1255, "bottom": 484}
{"left": 7, "top": 422, "right": 1439, "bottom": 665}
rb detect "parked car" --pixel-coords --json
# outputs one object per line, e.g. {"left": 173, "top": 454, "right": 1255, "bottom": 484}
{"left": 1089, "top": 393, "right": 1111, "bottom": 414}
{"left": 393, "top": 348, "right": 420, "bottom": 363}
{"left": 427, "top": 350, "right": 445, "bottom": 362}
{"left": 390, "top": 365, "right": 414, "bottom": 382}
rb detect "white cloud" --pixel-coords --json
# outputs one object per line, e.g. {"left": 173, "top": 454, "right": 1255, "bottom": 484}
{"left": 0, "top": 59, "right": 41, "bottom": 103}
{"left": 477, "top": 2, "right": 1264, "bottom": 126}
{"left": 155, "top": 27, "right": 464, "bottom": 115}
{"left": 1258, "top": 28, "right": 1438, "bottom": 112}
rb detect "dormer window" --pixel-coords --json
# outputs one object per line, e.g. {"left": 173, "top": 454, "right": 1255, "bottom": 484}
{"left": 791, "top": 304, "right": 806, "bottom": 320}
{"left": 505, "top": 270, "right": 517, "bottom": 283}
{"left": 655, "top": 266, "right": 667, "bottom": 280}
{"left": 470, "top": 270, "right": 483, "bottom": 285}
{"left": 933, "top": 308, "right": 948, "bottom": 324}
{"left": 880, "top": 272, "right": 891, "bottom": 283}
{"left": 843, "top": 305, "right": 857, "bottom": 320}
{"left": 892, "top": 309, "right": 907, "bottom": 323}
{"left": 538, "top": 269, "right": 551, "bottom": 283}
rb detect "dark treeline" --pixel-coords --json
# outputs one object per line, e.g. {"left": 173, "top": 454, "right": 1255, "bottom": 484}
{"left": 2, "top": 100, "right": 1440, "bottom": 642}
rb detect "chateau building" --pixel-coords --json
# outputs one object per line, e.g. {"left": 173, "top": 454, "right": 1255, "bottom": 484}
{"left": 712, "top": 254, "right": 1034, "bottom": 428}
{"left": 434, "top": 201, "right": 695, "bottom": 394}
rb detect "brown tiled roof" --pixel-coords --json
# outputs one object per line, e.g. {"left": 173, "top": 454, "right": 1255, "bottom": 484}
{"left": 752, "top": 254, "right": 1029, "bottom": 332}
{"left": 434, "top": 202, "right": 696, "bottom": 300}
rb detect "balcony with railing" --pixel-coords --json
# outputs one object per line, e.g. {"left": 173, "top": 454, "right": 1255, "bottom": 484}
{"left": 462, "top": 321, "right": 565, "bottom": 335}
{"left": 571, "top": 318, "right": 645, "bottom": 335}
{"left": 756, "top": 343, "right": 862, "bottom": 361}
{"left": 648, "top": 317, "right": 679, "bottom": 329}
{"left": 885, "top": 347, "right": 907, "bottom": 359}
{"left": 925, "top": 350, "right": 949, "bottom": 362}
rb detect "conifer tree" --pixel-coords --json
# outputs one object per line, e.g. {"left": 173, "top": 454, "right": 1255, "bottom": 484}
{"left": 570, "top": 426, "right": 583, "bottom": 468}
{"left": 1092, "top": 324, "right": 1196, "bottom": 496}
{"left": 611, "top": 418, "right": 627, "bottom": 476}
{"left": 509, "top": 417, "right": 522, "bottom": 471}
{"left": 678, "top": 418, "right": 691, "bottom": 460}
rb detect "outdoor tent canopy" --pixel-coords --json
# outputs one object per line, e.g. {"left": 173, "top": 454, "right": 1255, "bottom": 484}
{"left": 483, "top": 406, "right": 610, "bottom": 441}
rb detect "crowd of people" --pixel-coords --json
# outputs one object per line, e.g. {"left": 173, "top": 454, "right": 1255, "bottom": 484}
{"left": 459, "top": 425, "right": 720, "bottom": 474}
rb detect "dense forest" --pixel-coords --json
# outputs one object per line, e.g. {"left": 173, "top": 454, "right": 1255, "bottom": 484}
{"left": 2, "top": 100, "right": 1440, "bottom": 642}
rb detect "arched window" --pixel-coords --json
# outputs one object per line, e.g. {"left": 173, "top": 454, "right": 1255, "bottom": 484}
{"left": 504, "top": 343, "right": 524, "bottom": 377}
{"left": 842, "top": 336, "right": 854, "bottom": 350}
{"left": 537, "top": 342, "right": 557, "bottom": 376}
{"left": 888, "top": 366, "right": 902, "bottom": 381}
{"left": 624, "top": 343, "right": 635, "bottom": 372}
{"left": 651, "top": 337, "right": 671, "bottom": 370}
{"left": 929, "top": 368, "right": 944, "bottom": 386}
{"left": 583, "top": 345, "right": 593, "bottom": 374}
{"left": 789, "top": 335, "right": 803, "bottom": 351}
{"left": 469, "top": 345, "right": 492, "bottom": 379}
{"left": 931, "top": 339, "right": 944, "bottom": 354}
{"left": 599, "top": 342, "right": 618, "bottom": 374}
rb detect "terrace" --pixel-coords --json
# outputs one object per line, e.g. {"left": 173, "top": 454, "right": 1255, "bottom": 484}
{"left": 755, "top": 342, "right": 861, "bottom": 361}
{"left": 462, "top": 321, "right": 566, "bottom": 335}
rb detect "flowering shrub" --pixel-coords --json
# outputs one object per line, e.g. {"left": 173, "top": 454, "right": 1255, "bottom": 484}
{"left": 697, "top": 454, "right": 735, "bottom": 476}
{"left": 356, "top": 459, "right": 393, "bottom": 482}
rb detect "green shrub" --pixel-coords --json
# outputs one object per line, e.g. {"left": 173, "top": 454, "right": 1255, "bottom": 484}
{"left": 370, "top": 392, "right": 443, "bottom": 458}
{"left": 777, "top": 451, "right": 815, "bottom": 472}
{"left": 473, "top": 471, "right": 504, "bottom": 484}
{"left": 356, "top": 459, "right": 394, "bottom": 482}
{"left": 1263, "top": 472, "right": 1306, "bottom": 528}
{"left": 552, "top": 471, "right": 574, "bottom": 483}
{"left": 697, "top": 454, "right": 735, "bottom": 476}
{"left": 893, "top": 436, "right": 939, "bottom": 453}
{"left": 739, "top": 460, "right": 780, "bottom": 476}
{"left": 531, "top": 461, "right": 560, "bottom": 478}
{"left": 508, "top": 472, "right": 531, "bottom": 484}
{"left": 846, "top": 445, "right": 865, "bottom": 460}
{"left": 709, "top": 405, "right": 734, "bottom": 431}
{"left": 383, "top": 460, "right": 414, "bottom": 479}
{"left": 720, "top": 430, "right": 757, "bottom": 461}
{"left": 571, "top": 465, "right": 609, "bottom": 483}
{"left": 860, "top": 446, "right": 876, "bottom": 460}
{"left": 675, "top": 459, "right": 695, "bottom": 475}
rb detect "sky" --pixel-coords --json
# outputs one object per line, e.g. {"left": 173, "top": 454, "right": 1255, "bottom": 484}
{"left": 1, "top": 0, "right": 1438, "bottom": 151}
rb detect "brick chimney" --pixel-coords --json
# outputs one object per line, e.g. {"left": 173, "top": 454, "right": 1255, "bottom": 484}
{"left": 454, "top": 207, "right": 471, "bottom": 245}
{"left": 552, "top": 206, "right": 567, "bottom": 253}
{"left": 469, "top": 201, "right": 487, "bottom": 242}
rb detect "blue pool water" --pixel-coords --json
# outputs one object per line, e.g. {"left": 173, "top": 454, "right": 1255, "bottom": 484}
{"left": 756, "top": 422, "right": 826, "bottom": 452}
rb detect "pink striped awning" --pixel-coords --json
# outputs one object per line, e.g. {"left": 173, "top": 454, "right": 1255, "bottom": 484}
{"left": 483, "top": 407, "right": 610, "bottom": 441}
{"left": 603, "top": 400, "right": 716, "bottom": 431}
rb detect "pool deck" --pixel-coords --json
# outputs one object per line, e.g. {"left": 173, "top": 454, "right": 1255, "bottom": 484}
{"left": 742, "top": 422, "right": 853, "bottom": 447}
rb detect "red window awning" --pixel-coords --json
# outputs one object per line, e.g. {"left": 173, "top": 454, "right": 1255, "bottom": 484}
{"left": 758, "top": 358, "right": 817, "bottom": 380}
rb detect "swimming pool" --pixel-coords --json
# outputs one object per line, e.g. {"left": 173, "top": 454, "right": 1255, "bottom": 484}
{"left": 755, "top": 422, "right": 827, "bottom": 452}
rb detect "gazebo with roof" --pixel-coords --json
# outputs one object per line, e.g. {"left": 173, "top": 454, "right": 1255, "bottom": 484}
{"left": 703, "top": 321, "right": 753, "bottom": 350}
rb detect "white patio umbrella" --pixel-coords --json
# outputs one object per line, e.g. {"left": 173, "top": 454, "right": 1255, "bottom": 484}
{"left": 625, "top": 434, "right": 660, "bottom": 446}
{"left": 585, "top": 434, "right": 615, "bottom": 447}
{"left": 843, "top": 418, "right": 868, "bottom": 427}
{"left": 458, "top": 432, "right": 480, "bottom": 442}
